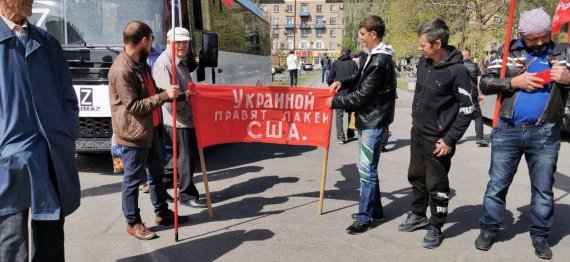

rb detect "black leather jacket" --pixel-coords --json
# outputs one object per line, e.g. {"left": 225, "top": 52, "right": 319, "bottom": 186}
{"left": 480, "top": 40, "right": 570, "bottom": 124}
{"left": 331, "top": 51, "right": 396, "bottom": 129}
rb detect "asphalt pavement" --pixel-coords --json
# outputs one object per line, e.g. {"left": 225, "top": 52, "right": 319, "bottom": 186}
{"left": 69, "top": 74, "right": 570, "bottom": 261}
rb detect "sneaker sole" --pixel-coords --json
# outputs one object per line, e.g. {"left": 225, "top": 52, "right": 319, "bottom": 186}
{"left": 475, "top": 242, "right": 492, "bottom": 251}
{"left": 423, "top": 241, "right": 442, "bottom": 249}
{"left": 534, "top": 252, "right": 552, "bottom": 260}
{"left": 346, "top": 226, "right": 373, "bottom": 235}
{"left": 398, "top": 218, "right": 429, "bottom": 232}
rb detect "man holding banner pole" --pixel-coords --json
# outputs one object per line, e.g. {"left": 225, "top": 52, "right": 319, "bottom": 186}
{"left": 327, "top": 15, "right": 397, "bottom": 235}
{"left": 475, "top": 8, "right": 570, "bottom": 259}
{"left": 153, "top": 27, "right": 206, "bottom": 209}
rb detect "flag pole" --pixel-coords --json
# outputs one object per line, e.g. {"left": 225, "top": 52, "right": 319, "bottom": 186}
{"left": 171, "top": 0, "right": 179, "bottom": 242}
{"left": 492, "top": 0, "right": 517, "bottom": 127}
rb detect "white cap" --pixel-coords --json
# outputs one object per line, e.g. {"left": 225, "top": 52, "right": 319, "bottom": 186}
{"left": 167, "top": 27, "right": 191, "bottom": 41}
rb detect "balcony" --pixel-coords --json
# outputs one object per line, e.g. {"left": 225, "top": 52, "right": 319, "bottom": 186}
{"left": 284, "top": 23, "right": 294, "bottom": 30}
{"left": 314, "top": 23, "right": 325, "bottom": 29}
{"left": 300, "top": 23, "right": 310, "bottom": 29}
{"left": 299, "top": 11, "right": 310, "bottom": 17}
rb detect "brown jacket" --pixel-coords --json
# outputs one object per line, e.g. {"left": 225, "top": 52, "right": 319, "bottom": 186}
{"left": 109, "top": 51, "right": 170, "bottom": 148}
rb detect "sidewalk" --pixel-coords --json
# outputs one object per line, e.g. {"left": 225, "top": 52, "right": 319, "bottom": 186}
{"left": 69, "top": 76, "right": 570, "bottom": 261}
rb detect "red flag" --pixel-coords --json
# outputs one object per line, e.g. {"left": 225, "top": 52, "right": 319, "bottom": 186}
{"left": 189, "top": 84, "right": 333, "bottom": 149}
{"left": 552, "top": 0, "right": 570, "bottom": 35}
{"left": 221, "top": 0, "right": 233, "bottom": 8}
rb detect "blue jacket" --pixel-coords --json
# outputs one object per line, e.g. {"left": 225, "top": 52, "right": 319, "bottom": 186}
{"left": 0, "top": 20, "right": 80, "bottom": 218}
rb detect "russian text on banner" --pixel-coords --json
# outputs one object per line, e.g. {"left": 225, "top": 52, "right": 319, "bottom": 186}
{"left": 189, "top": 84, "right": 333, "bottom": 149}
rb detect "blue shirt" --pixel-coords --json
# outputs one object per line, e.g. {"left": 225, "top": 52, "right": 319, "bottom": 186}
{"left": 512, "top": 41, "right": 553, "bottom": 124}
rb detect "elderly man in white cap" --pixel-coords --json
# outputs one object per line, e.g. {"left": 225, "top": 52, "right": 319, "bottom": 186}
{"left": 152, "top": 27, "right": 206, "bottom": 208}
{"left": 475, "top": 8, "right": 570, "bottom": 259}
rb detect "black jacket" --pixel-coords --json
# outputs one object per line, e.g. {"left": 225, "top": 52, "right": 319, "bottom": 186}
{"left": 331, "top": 44, "right": 396, "bottom": 130}
{"left": 463, "top": 59, "right": 481, "bottom": 99}
{"left": 327, "top": 54, "right": 359, "bottom": 93}
{"left": 412, "top": 46, "right": 473, "bottom": 146}
{"left": 480, "top": 40, "right": 570, "bottom": 124}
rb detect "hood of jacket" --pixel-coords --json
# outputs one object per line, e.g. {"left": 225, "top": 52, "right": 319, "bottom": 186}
{"left": 338, "top": 54, "right": 352, "bottom": 61}
{"left": 370, "top": 42, "right": 395, "bottom": 57}
{"left": 432, "top": 45, "right": 463, "bottom": 69}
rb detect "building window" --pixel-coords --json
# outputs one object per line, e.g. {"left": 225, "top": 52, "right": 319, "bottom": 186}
{"left": 301, "top": 4, "right": 308, "bottom": 12}
{"left": 316, "top": 16, "right": 324, "bottom": 24}
{"left": 316, "top": 5, "right": 322, "bottom": 13}
{"left": 330, "top": 5, "right": 337, "bottom": 12}
{"left": 273, "top": 18, "right": 279, "bottom": 25}
{"left": 286, "top": 5, "right": 292, "bottom": 13}
{"left": 286, "top": 29, "right": 294, "bottom": 36}
{"left": 316, "top": 29, "right": 323, "bottom": 37}
{"left": 287, "top": 40, "right": 294, "bottom": 49}
{"left": 301, "top": 29, "right": 308, "bottom": 37}
{"left": 329, "top": 29, "right": 336, "bottom": 37}
{"left": 287, "top": 17, "right": 293, "bottom": 25}
{"left": 274, "top": 5, "right": 279, "bottom": 13}
{"left": 315, "top": 41, "right": 323, "bottom": 49}
{"left": 329, "top": 42, "right": 336, "bottom": 49}
{"left": 330, "top": 17, "right": 336, "bottom": 25}
{"left": 262, "top": 6, "right": 268, "bottom": 13}
{"left": 273, "top": 29, "right": 279, "bottom": 36}
{"left": 300, "top": 41, "right": 308, "bottom": 49}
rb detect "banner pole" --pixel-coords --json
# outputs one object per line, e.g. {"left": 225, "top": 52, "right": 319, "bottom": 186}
{"left": 171, "top": 0, "right": 179, "bottom": 242}
{"left": 492, "top": 0, "right": 516, "bottom": 127}
{"left": 198, "top": 148, "right": 214, "bottom": 219}
{"left": 318, "top": 148, "right": 329, "bottom": 215}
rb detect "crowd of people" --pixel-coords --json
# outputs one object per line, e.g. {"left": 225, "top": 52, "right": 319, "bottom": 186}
{"left": 0, "top": 0, "right": 569, "bottom": 260}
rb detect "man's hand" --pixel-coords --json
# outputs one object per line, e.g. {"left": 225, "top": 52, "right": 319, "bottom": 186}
{"left": 551, "top": 60, "right": 570, "bottom": 85}
{"left": 326, "top": 97, "right": 333, "bottom": 108}
{"left": 433, "top": 139, "right": 452, "bottom": 157}
{"left": 166, "top": 84, "right": 180, "bottom": 99}
{"left": 185, "top": 90, "right": 195, "bottom": 97}
{"left": 329, "top": 81, "right": 342, "bottom": 93}
{"left": 510, "top": 72, "right": 545, "bottom": 92}
{"left": 478, "top": 94, "right": 485, "bottom": 104}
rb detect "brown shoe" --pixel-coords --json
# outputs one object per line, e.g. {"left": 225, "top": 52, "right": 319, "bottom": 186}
{"left": 126, "top": 223, "right": 156, "bottom": 240}
{"left": 155, "top": 210, "right": 189, "bottom": 226}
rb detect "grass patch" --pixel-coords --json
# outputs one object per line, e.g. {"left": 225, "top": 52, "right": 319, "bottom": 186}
{"left": 273, "top": 71, "right": 319, "bottom": 86}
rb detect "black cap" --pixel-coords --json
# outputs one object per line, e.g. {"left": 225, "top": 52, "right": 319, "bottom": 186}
{"left": 341, "top": 48, "right": 351, "bottom": 55}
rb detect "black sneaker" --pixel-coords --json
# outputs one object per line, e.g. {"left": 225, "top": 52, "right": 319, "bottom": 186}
{"left": 398, "top": 211, "right": 428, "bottom": 232}
{"left": 532, "top": 238, "right": 552, "bottom": 260}
{"left": 474, "top": 231, "right": 495, "bottom": 251}
{"left": 476, "top": 139, "right": 489, "bottom": 147}
{"left": 351, "top": 213, "right": 384, "bottom": 223}
{"left": 422, "top": 225, "right": 442, "bottom": 249}
{"left": 346, "top": 221, "right": 373, "bottom": 235}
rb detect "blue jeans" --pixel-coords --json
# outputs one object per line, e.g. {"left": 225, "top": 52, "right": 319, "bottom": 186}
{"left": 321, "top": 69, "right": 329, "bottom": 83}
{"left": 480, "top": 120, "right": 560, "bottom": 240}
{"left": 355, "top": 127, "right": 385, "bottom": 224}
{"left": 121, "top": 128, "right": 169, "bottom": 225}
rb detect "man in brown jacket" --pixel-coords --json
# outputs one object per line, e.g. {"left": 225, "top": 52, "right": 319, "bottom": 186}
{"left": 109, "top": 21, "right": 187, "bottom": 240}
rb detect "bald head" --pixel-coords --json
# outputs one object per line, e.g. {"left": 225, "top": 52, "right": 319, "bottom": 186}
{"left": 461, "top": 49, "right": 471, "bottom": 61}
{"left": 123, "top": 21, "right": 153, "bottom": 46}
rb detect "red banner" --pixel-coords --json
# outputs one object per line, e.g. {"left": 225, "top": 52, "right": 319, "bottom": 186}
{"left": 189, "top": 84, "right": 333, "bottom": 149}
{"left": 552, "top": 0, "right": 570, "bottom": 35}
{"left": 221, "top": 0, "right": 233, "bottom": 8}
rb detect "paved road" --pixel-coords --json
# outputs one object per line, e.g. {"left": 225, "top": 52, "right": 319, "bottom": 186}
{"left": 69, "top": 74, "right": 570, "bottom": 261}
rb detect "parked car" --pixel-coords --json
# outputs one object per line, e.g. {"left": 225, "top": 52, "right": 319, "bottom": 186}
{"left": 302, "top": 64, "right": 314, "bottom": 71}
{"left": 313, "top": 64, "right": 321, "bottom": 71}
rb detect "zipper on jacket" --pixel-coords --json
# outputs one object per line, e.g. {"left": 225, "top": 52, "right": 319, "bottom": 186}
{"left": 537, "top": 83, "right": 557, "bottom": 125}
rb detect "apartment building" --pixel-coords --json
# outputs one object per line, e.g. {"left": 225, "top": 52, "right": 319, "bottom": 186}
{"left": 259, "top": 0, "right": 344, "bottom": 66}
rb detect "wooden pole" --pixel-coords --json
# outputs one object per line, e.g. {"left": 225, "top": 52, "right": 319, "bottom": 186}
{"left": 492, "top": 0, "right": 517, "bottom": 128}
{"left": 198, "top": 149, "right": 214, "bottom": 219}
{"left": 317, "top": 148, "right": 329, "bottom": 215}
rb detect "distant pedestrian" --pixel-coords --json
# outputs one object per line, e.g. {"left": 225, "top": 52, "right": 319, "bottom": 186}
{"left": 286, "top": 51, "right": 298, "bottom": 86}
{"left": 321, "top": 53, "right": 332, "bottom": 82}
{"left": 327, "top": 47, "right": 358, "bottom": 144}
{"left": 462, "top": 49, "right": 488, "bottom": 146}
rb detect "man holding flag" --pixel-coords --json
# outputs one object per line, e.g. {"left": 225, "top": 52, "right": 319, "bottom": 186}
{"left": 475, "top": 8, "right": 570, "bottom": 259}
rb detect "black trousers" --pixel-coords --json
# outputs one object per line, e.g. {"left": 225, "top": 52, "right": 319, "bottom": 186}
{"left": 0, "top": 211, "right": 65, "bottom": 262}
{"left": 288, "top": 69, "right": 298, "bottom": 86}
{"left": 472, "top": 101, "right": 485, "bottom": 140}
{"left": 164, "top": 127, "right": 200, "bottom": 201}
{"left": 407, "top": 127, "right": 455, "bottom": 228}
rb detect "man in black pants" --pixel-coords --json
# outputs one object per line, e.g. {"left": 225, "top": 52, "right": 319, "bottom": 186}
{"left": 153, "top": 27, "right": 206, "bottom": 208}
{"left": 327, "top": 47, "right": 359, "bottom": 144}
{"left": 398, "top": 18, "right": 473, "bottom": 249}
{"left": 462, "top": 49, "right": 488, "bottom": 146}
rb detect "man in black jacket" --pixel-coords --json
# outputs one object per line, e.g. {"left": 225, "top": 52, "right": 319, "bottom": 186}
{"left": 462, "top": 49, "right": 488, "bottom": 146}
{"left": 327, "top": 47, "right": 358, "bottom": 144}
{"left": 474, "top": 8, "right": 570, "bottom": 260}
{"left": 397, "top": 18, "right": 473, "bottom": 249}
{"left": 327, "top": 15, "right": 396, "bottom": 235}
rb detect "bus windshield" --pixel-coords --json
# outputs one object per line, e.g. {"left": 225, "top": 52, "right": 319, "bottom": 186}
{"left": 29, "top": 0, "right": 167, "bottom": 48}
